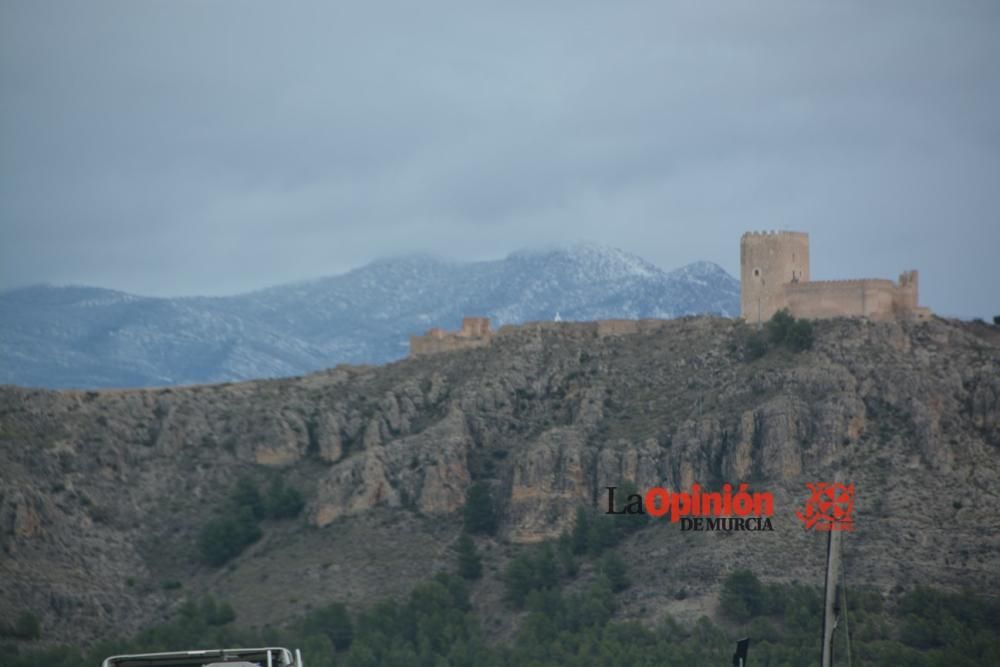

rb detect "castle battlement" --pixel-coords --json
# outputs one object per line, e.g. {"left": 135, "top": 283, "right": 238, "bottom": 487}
{"left": 740, "top": 231, "right": 930, "bottom": 323}
{"left": 741, "top": 229, "right": 809, "bottom": 238}
{"left": 410, "top": 317, "right": 494, "bottom": 356}
{"left": 790, "top": 278, "right": 896, "bottom": 287}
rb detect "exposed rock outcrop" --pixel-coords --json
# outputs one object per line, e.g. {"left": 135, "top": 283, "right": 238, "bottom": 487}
{"left": 1, "top": 317, "right": 998, "bottom": 644}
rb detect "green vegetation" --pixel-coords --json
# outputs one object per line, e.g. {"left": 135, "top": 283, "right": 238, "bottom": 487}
{"left": 455, "top": 534, "right": 482, "bottom": 580}
{"left": 462, "top": 481, "right": 497, "bottom": 535}
{"left": 503, "top": 544, "right": 559, "bottom": 608}
{"left": 745, "top": 308, "right": 815, "bottom": 359}
{"left": 197, "top": 475, "right": 305, "bottom": 566}
{"left": 0, "top": 612, "right": 41, "bottom": 640}
{"left": 7, "top": 512, "right": 1000, "bottom": 667}
{"left": 265, "top": 477, "right": 306, "bottom": 519}
{"left": 197, "top": 505, "right": 261, "bottom": 567}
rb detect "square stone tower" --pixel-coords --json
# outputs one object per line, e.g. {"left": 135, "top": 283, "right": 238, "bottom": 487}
{"left": 740, "top": 231, "right": 810, "bottom": 323}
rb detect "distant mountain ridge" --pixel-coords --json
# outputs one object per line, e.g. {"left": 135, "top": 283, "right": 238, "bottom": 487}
{"left": 0, "top": 243, "right": 739, "bottom": 388}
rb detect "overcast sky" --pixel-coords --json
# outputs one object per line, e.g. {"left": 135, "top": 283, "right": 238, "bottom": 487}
{"left": 1, "top": 2, "right": 997, "bottom": 317}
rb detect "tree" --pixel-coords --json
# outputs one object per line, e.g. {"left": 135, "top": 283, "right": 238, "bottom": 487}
{"left": 570, "top": 506, "right": 591, "bottom": 555}
{"left": 599, "top": 552, "right": 630, "bottom": 592}
{"left": 761, "top": 309, "right": 813, "bottom": 353}
{"left": 265, "top": 477, "right": 305, "bottom": 519}
{"left": 720, "top": 569, "right": 765, "bottom": 623}
{"left": 787, "top": 318, "right": 814, "bottom": 351}
{"left": 767, "top": 309, "right": 796, "bottom": 345}
{"left": 303, "top": 602, "right": 354, "bottom": 652}
{"left": 197, "top": 505, "right": 262, "bottom": 566}
{"left": 230, "top": 476, "right": 265, "bottom": 519}
{"left": 456, "top": 534, "right": 482, "bottom": 580}
{"left": 503, "top": 545, "right": 558, "bottom": 608}
{"left": 463, "top": 482, "right": 497, "bottom": 535}
{"left": 993, "top": 315, "right": 1000, "bottom": 326}
{"left": 745, "top": 331, "right": 769, "bottom": 360}
{"left": 6, "top": 611, "right": 41, "bottom": 640}
{"left": 200, "top": 596, "right": 235, "bottom": 626}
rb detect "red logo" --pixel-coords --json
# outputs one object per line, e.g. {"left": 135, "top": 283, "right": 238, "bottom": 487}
{"left": 796, "top": 482, "right": 854, "bottom": 531}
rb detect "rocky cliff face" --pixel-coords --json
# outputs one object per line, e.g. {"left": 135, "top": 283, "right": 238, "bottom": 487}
{"left": 1, "top": 317, "right": 998, "bottom": 644}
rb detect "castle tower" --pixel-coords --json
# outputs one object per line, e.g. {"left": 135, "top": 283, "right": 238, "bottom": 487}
{"left": 740, "top": 231, "right": 810, "bottom": 323}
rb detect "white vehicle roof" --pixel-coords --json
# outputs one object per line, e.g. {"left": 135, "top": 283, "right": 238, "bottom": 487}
{"left": 101, "top": 647, "right": 301, "bottom": 667}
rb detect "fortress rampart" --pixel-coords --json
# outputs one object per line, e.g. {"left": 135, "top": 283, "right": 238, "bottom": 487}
{"left": 409, "top": 232, "right": 932, "bottom": 358}
{"left": 409, "top": 317, "right": 494, "bottom": 356}
{"left": 409, "top": 317, "right": 683, "bottom": 357}
{"left": 741, "top": 231, "right": 930, "bottom": 323}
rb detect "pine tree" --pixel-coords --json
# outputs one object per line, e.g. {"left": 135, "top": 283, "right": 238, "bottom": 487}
{"left": 456, "top": 534, "right": 482, "bottom": 580}
{"left": 463, "top": 482, "right": 497, "bottom": 535}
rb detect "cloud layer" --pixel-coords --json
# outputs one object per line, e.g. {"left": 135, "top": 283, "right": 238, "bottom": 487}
{"left": 1, "top": 1, "right": 998, "bottom": 316}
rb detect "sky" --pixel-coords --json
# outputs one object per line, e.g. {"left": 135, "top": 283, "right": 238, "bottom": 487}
{"left": 1, "top": 2, "right": 998, "bottom": 318}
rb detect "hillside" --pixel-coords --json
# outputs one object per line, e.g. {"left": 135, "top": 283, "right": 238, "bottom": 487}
{"left": 1, "top": 316, "right": 998, "bottom": 654}
{"left": 0, "top": 244, "right": 739, "bottom": 389}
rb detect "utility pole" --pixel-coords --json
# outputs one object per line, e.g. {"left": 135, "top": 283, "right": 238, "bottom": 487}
{"left": 820, "top": 475, "right": 845, "bottom": 667}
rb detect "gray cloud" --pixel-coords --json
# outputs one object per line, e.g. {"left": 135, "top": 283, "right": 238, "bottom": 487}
{"left": 1, "top": 1, "right": 998, "bottom": 316}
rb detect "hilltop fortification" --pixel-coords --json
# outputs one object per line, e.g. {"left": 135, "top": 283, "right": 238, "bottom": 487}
{"left": 740, "top": 230, "right": 931, "bottom": 323}
{"left": 409, "top": 317, "right": 494, "bottom": 355}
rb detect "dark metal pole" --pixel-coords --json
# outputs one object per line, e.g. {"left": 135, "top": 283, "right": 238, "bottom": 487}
{"left": 820, "top": 492, "right": 843, "bottom": 667}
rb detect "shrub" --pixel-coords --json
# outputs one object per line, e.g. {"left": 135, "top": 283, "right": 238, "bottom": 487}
{"left": 599, "top": 552, "right": 630, "bottom": 592}
{"left": 200, "top": 597, "right": 236, "bottom": 626}
{"left": 720, "top": 569, "right": 765, "bottom": 623}
{"left": 745, "top": 331, "right": 769, "bottom": 360}
{"left": 265, "top": 477, "right": 305, "bottom": 519}
{"left": 746, "top": 309, "right": 814, "bottom": 358}
{"left": 197, "top": 505, "right": 261, "bottom": 566}
{"left": 456, "top": 534, "right": 482, "bottom": 580}
{"left": 786, "top": 318, "right": 814, "bottom": 351}
{"left": 463, "top": 482, "right": 497, "bottom": 535}
{"left": 0, "top": 612, "right": 41, "bottom": 640}
{"left": 302, "top": 602, "right": 353, "bottom": 652}
{"left": 503, "top": 545, "right": 558, "bottom": 608}
{"left": 230, "top": 476, "right": 265, "bottom": 520}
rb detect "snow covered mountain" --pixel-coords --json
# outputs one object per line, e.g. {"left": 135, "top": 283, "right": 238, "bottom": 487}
{"left": 0, "top": 244, "right": 739, "bottom": 388}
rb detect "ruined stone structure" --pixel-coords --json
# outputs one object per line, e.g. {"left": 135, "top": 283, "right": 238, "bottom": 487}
{"left": 409, "top": 317, "right": 494, "bottom": 356}
{"left": 740, "top": 230, "right": 931, "bottom": 323}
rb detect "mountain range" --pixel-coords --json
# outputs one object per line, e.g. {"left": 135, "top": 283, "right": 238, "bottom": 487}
{"left": 0, "top": 244, "right": 739, "bottom": 389}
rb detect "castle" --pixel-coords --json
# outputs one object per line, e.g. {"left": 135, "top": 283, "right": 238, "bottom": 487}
{"left": 408, "top": 232, "right": 932, "bottom": 356}
{"left": 740, "top": 230, "right": 931, "bottom": 323}
{"left": 409, "top": 317, "right": 494, "bottom": 356}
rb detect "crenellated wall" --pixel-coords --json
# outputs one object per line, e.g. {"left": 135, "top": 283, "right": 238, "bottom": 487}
{"left": 409, "top": 317, "right": 494, "bottom": 356}
{"left": 740, "top": 231, "right": 931, "bottom": 323}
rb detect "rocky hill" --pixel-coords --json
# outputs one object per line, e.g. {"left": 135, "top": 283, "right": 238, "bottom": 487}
{"left": 1, "top": 316, "right": 998, "bottom": 646}
{"left": 0, "top": 244, "right": 739, "bottom": 389}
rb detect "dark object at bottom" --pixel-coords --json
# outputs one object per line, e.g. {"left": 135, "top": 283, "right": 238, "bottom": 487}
{"left": 732, "top": 637, "right": 750, "bottom": 667}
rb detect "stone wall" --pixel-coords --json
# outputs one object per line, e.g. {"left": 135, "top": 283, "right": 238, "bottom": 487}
{"left": 784, "top": 279, "right": 896, "bottom": 320}
{"left": 740, "top": 230, "right": 931, "bottom": 322}
{"left": 409, "top": 317, "right": 494, "bottom": 356}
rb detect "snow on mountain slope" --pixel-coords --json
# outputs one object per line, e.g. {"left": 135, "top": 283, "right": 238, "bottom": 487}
{"left": 0, "top": 245, "right": 739, "bottom": 388}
